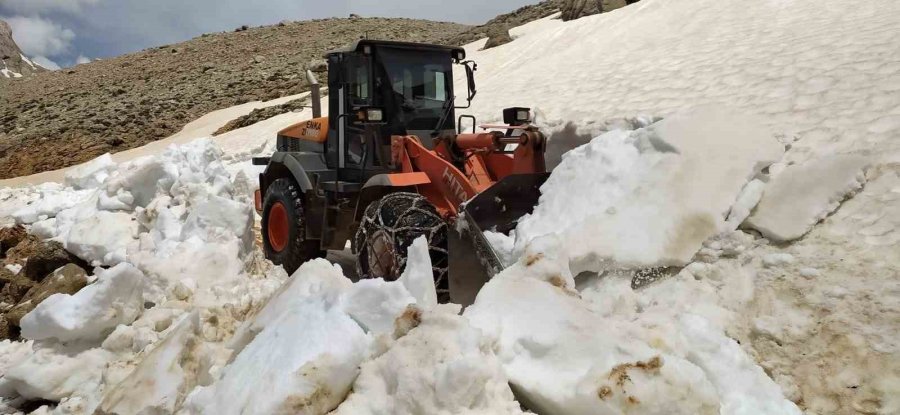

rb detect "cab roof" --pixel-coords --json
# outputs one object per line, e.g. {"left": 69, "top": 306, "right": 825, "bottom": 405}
{"left": 324, "top": 39, "right": 466, "bottom": 60}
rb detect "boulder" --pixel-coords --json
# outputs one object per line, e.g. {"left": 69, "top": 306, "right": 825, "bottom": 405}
{"left": 0, "top": 314, "right": 9, "bottom": 339}
{"left": 0, "top": 225, "right": 27, "bottom": 255}
{"left": 5, "top": 237, "right": 86, "bottom": 282}
{"left": 308, "top": 59, "right": 327, "bottom": 72}
{"left": 6, "top": 264, "right": 89, "bottom": 326}
{"left": 0, "top": 267, "right": 36, "bottom": 305}
{"left": 560, "top": 0, "right": 631, "bottom": 21}
{"left": 483, "top": 25, "right": 513, "bottom": 49}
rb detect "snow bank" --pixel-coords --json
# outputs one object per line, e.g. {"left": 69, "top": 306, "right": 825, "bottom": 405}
{"left": 186, "top": 260, "right": 369, "bottom": 415}
{"left": 8, "top": 184, "right": 94, "bottom": 225}
{"left": 97, "top": 312, "right": 208, "bottom": 414}
{"left": 514, "top": 107, "right": 782, "bottom": 273}
{"left": 64, "top": 153, "right": 116, "bottom": 190}
{"left": 334, "top": 306, "right": 526, "bottom": 415}
{"left": 4, "top": 345, "right": 113, "bottom": 401}
{"left": 187, "top": 240, "right": 451, "bottom": 415}
{"left": 745, "top": 155, "right": 869, "bottom": 242}
{"left": 0, "top": 137, "right": 286, "bottom": 413}
{"left": 20, "top": 263, "right": 144, "bottom": 343}
{"left": 465, "top": 240, "right": 802, "bottom": 414}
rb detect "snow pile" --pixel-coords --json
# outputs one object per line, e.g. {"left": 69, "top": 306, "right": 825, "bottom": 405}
{"left": 185, "top": 260, "right": 370, "bottom": 415}
{"left": 334, "top": 306, "right": 526, "bottom": 415}
{"left": 745, "top": 155, "right": 870, "bottom": 242}
{"left": 10, "top": 139, "right": 255, "bottom": 304}
{"left": 184, "top": 238, "right": 519, "bottom": 415}
{"left": 20, "top": 263, "right": 143, "bottom": 343}
{"left": 5, "top": 184, "right": 95, "bottom": 225}
{"left": 0, "top": 139, "right": 286, "bottom": 412}
{"left": 4, "top": 346, "right": 113, "bottom": 402}
{"left": 512, "top": 107, "right": 782, "bottom": 273}
{"left": 63, "top": 153, "right": 116, "bottom": 190}
{"left": 465, "top": 238, "right": 802, "bottom": 415}
{"left": 96, "top": 312, "right": 206, "bottom": 414}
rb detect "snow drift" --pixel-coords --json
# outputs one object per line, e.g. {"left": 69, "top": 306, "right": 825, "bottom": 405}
{"left": 510, "top": 106, "right": 782, "bottom": 273}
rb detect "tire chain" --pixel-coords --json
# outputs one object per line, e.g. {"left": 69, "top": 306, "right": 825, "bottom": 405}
{"left": 356, "top": 193, "right": 449, "bottom": 295}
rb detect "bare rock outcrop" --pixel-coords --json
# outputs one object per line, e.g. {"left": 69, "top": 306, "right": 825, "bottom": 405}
{"left": 483, "top": 25, "right": 514, "bottom": 50}
{"left": 0, "top": 19, "right": 45, "bottom": 79}
{"left": 0, "top": 17, "right": 467, "bottom": 179}
{"left": 560, "top": 0, "right": 634, "bottom": 21}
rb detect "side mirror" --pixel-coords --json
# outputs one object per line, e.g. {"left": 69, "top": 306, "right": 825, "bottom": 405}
{"left": 465, "top": 61, "right": 477, "bottom": 102}
{"left": 456, "top": 60, "right": 478, "bottom": 109}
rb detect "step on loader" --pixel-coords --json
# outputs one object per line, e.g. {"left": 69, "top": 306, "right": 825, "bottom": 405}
{"left": 254, "top": 40, "right": 548, "bottom": 305}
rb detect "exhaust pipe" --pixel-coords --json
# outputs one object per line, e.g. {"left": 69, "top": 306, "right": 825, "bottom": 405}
{"left": 306, "top": 69, "right": 321, "bottom": 118}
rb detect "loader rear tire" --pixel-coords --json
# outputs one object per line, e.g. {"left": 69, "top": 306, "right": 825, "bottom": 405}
{"left": 261, "top": 178, "right": 323, "bottom": 275}
{"left": 354, "top": 192, "right": 448, "bottom": 297}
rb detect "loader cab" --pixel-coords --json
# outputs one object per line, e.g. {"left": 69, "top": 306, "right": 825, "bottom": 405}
{"left": 324, "top": 40, "right": 471, "bottom": 181}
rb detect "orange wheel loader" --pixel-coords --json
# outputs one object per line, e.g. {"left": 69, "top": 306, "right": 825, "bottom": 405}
{"left": 252, "top": 40, "right": 548, "bottom": 304}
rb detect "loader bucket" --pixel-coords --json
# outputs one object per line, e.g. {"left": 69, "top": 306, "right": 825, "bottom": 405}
{"left": 448, "top": 173, "right": 551, "bottom": 306}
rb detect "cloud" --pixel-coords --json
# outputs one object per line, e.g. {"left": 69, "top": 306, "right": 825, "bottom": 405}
{"left": 75, "top": 55, "right": 91, "bottom": 64}
{"left": 4, "top": 15, "right": 75, "bottom": 57}
{"left": 31, "top": 55, "right": 61, "bottom": 70}
{"left": 0, "top": 0, "right": 101, "bottom": 15}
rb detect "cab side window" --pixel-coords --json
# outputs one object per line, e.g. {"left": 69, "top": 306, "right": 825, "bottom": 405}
{"left": 350, "top": 58, "right": 370, "bottom": 105}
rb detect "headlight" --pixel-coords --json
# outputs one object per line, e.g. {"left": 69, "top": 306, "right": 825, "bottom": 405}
{"left": 516, "top": 110, "right": 530, "bottom": 122}
{"left": 366, "top": 108, "right": 383, "bottom": 122}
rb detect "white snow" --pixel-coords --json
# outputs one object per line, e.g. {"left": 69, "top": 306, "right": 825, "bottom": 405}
{"left": 513, "top": 107, "right": 782, "bottom": 273}
{"left": 8, "top": 184, "right": 94, "bottom": 224}
{"left": 184, "top": 260, "right": 368, "bottom": 415}
{"left": 455, "top": 0, "right": 900, "bottom": 165}
{"left": 64, "top": 210, "right": 136, "bottom": 266}
{"left": 0, "top": 60, "right": 23, "bottom": 78}
{"left": 397, "top": 236, "right": 439, "bottom": 311}
{"left": 21, "top": 263, "right": 144, "bottom": 343}
{"left": 20, "top": 53, "right": 37, "bottom": 70}
{"left": 342, "top": 279, "right": 416, "bottom": 337}
{"left": 745, "top": 155, "right": 870, "bottom": 242}
{"left": 63, "top": 153, "right": 116, "bottom": 190}
{"left": 3, "top": 345, "right": 113, "bottom": 401}
{"left": 464, "top": 240, "right": 801, "bottom": 414}
{"left": 334, "top": 306, "right": 526, "bottom": 415}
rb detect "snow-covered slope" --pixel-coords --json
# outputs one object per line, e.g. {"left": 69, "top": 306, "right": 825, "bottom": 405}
{"left": 452, "top": 0, "right": 900, "bottom": 413}
{"left": 1, "top": 0, "right": 899, "bottom": 414}
{"left": 455, "top": 0, "right": 900, "bottom": 166}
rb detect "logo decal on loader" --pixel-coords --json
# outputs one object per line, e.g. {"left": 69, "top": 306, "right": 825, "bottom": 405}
{"left": 443, "top": 167, "right": 468, "bottom": 203}
{"left": 301, "top": 120, "right": 322, "bottom": 138}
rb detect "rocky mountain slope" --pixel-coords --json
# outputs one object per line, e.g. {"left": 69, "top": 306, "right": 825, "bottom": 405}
{"left": 0, "top": 1, "right": 653, "bottom": 181}
{"left": 0, "top": 20, "right": 44, "bottom": 79}
{"left": 0, "top": 17, "right": 467, "bottom": 179}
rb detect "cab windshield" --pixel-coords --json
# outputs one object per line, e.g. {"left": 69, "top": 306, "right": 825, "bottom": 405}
{"left": 375, "top": 48, "right": 453, "bottom": 131}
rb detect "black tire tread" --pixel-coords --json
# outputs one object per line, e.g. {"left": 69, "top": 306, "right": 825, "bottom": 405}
{"left": 261, "top": 178, "right": 322, "bottom": 275}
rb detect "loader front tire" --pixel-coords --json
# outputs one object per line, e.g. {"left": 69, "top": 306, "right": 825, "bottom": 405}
{"left": 261, "top": 178, "right": 323, "bottom": 275}
{"left": 355, "top": 192, "right": 448, "bottom": 296}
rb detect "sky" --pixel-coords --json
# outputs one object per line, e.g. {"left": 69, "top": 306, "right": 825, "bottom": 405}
{"left": 0, "top": 0, "right": 536, "bottom": 69}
